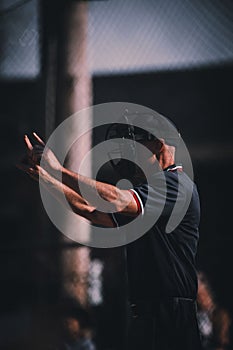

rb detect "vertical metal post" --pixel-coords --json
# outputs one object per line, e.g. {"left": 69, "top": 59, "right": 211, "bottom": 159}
{"left": 43, "top": 0, "right": 92, "bottom": 307}
{"left": 58, "top": 1, "right": 92, "bottom": 307}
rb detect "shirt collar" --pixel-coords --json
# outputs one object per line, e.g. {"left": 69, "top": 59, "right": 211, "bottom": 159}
{"left": 163, "top": 164, "right": 183, "bottom": 172}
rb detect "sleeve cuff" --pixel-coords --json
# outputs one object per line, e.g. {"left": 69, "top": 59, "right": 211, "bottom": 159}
{"left": 129, "top": 189, "right": 145, "bottom": 216}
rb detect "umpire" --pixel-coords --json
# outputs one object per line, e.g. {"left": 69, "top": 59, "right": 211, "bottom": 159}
{"left": 19, "top": 112, "right": 202, "bottom": 350}
{"left": 107, "top": 114, "right": 203, "bottom": 350}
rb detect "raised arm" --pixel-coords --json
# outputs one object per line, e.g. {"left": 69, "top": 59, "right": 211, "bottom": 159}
{"left": 61, "top": 167, "right": 138, "bottom": 215}
{"left": 18, "top": 133, "right": 139, "bottom": 226}
{"left": 40, "top": 166, "right": 117, "bottom": 227}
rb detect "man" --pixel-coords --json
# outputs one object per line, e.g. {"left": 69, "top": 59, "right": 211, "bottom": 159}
{"left": 197, "top": 272, "right": 231, "bottom": 350}
{"left": 18, "top": 114, "right": 202, "bottom": 350}
{"left": 58, "top": 297, "right": 96, "bottom": 350}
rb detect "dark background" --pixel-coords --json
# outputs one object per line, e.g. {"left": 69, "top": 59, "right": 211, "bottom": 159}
{"left": 1, "top": 64, "right": 233, "bottom": 349}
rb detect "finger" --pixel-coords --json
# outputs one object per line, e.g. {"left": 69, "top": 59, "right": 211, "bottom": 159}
{"left": 24, "top": 135, "right": 33, "bottom": 152}
{"left": 16, "top": 163, "right": 35, "bottom": 175}
{"left": 16, "top": 162, "right": 29, "bottom": 171}
{"left": 29, "top": 173, "right": 39, "bottom": 182}
{"left": 27, "top": 168, "right": 38, "bottom": 177}
{"left": 33, "top": 132, "right": 45, "bottom": 146}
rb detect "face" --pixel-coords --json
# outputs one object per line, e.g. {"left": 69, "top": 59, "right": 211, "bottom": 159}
{"left": 63, "top": 317, "right": 80, "bottom": 341}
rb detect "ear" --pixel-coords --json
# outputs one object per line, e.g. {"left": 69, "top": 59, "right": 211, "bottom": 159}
{"left": 155, "top": 138, "right": 165, "bottom": 152}
{"left": 153, "top": 138, "right": 165, "bottom": 161}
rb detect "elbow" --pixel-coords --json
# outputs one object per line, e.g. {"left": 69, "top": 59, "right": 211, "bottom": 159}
{"left": 114, "top": 189, "right": 132, "bottom": 213}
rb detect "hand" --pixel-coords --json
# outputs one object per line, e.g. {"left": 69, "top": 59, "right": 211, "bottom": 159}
{"left": 24, "top": 132, "right": 62, "bottom": 174}
{"left": 17, "top": 162, "right": 50, "bottom": 183}
{"left": 23, "top": 134, "right": 43, "bottom": 167}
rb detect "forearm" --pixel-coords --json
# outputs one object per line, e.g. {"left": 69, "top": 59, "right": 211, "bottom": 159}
{"left": 41, "top": 170, "right": 95, "bottom": 217}
{"left": 61, "top": 167, "right": 130, "bottom": 212}
{"left": 40, "top": 170, "right": 115, "bottom": 227}
{"left": 18, "top": 133, "right": 132, "bottom": 220}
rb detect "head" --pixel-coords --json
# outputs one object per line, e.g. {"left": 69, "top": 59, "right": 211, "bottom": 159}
{"left": 106, "top": 113, "right": 179, "bottom": 180}
{"left": 63, "top": 316, "right": 81, "bottom": 341}
{"left": 136, "top": 137, "right": 176, "bottom": 172}
{"left": 59, "top": 297, "right": 93, "bottom": 343}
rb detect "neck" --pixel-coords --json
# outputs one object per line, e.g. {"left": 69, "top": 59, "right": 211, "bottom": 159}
{"left": 157, "top": 146, "right": 175, "bottom": 170}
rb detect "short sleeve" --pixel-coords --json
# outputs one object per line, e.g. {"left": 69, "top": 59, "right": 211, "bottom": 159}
{"left": 111, "top": 172, "right": 171, "bottom": 227}
{"left": 111, "top": 172, "right": 186, "bottom": 228}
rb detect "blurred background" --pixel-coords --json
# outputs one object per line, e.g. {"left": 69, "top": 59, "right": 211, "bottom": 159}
{"left": 0, "top": 0, "right": 233, "bottom": 349}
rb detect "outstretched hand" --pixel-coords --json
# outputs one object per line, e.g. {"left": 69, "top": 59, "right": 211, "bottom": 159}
{"left": 17, "top": 132, "right": 62, "bottom": 181}
{"left": 17, "top": 161, "right": 50, "bottom": 183}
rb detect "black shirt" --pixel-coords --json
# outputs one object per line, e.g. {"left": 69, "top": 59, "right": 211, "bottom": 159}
{"left": 112, "top": 165, "right": 200, "bottom": 301}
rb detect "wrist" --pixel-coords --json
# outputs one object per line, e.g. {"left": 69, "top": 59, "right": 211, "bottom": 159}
{"left": 46, "top": 165, "right": 64, "bottom": 180}
{"left": 39, "top": 167, "right": 53, "bottom": 185}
